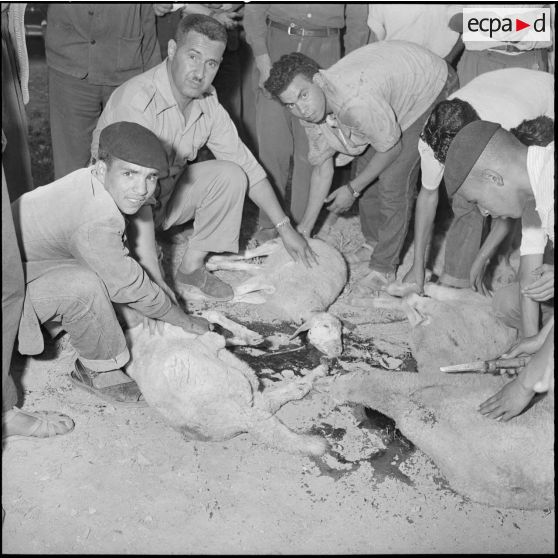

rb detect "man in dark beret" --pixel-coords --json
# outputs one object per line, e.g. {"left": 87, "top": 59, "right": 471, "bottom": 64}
{"left": 9, "top": 121, "right": 209, "bottom": 412}
{"left": 443, "top": 120, "right": 554, "bottom": 422}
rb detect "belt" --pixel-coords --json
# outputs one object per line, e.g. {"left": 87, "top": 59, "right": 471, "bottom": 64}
{"left": 268, "top": 19, "right": 340, "bottom": 37}
{"left": 488, "top": 43, "right": 545, "bottom": 54}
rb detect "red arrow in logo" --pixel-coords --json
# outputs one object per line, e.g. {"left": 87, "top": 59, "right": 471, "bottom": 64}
{"left": 516, "top": 18, "right": 530, "bottom": 31}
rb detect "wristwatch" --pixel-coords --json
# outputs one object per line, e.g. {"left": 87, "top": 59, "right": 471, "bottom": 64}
{"left": 346, "top": 182, "right": 360, "bottom": 198}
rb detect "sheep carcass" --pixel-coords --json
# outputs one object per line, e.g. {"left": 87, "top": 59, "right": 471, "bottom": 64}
{"left": 355, "top": 282, "right": 517, "bottom": 373}
{"left": 206, "top": 238, "right": 348, "bottom": 357}
{"left": 125, "top": 323, "right": 328, "bottom": 455}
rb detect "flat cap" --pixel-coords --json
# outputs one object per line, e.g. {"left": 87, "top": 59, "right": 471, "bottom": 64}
{"left": 98, "top": 121, "right": 168, "bottom": 175}
{"left": 443, "top": 120, "right": 501, "bottom": 198}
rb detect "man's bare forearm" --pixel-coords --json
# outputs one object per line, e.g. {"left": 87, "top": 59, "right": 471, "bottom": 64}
{"left": 519, "top": 253, "right": 544, "bottom": 337}
{"left": 476, "top": 217, "right": 511, "bottom": 263}
{"left": 298, "top": 158, "right": 334, "bottom": 234}
{"left": 351, "top": 141, "right": 401, "bottom": 193}
{"left": 413, "top": 187, "right": 438, "bottom": 268}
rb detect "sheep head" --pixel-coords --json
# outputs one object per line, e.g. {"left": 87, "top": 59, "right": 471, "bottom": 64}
{"left": 291, "top": 312, "right": 343, "bottom": 358}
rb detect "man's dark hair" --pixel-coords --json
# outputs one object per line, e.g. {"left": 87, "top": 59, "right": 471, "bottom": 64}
{"left": 421, "top": 98, "right": 480, "bottom": 164}
{"left": 175, "top": 13, "right": 227, "bottom": 46}
{"left": 96, "top": 148, "right": 113, "bottom": 168}
{"left": 510, "top": 115, "right": 554, "bottom": 147}
{"left": 264, "top": 52, "right": 321, "bottom": 99}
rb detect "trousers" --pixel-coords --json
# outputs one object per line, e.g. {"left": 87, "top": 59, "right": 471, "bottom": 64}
{"left": 254, "top": 23, "right": 342, "bottom": 228}
{"left": 156, "top": 160, "right": 248, "bottom": 254}
{"left": 25, "top": 262, "right": 130, "bottom": 371}
{"left": 357, "top": 66, "right": 459, "bottom": 274}
{"left": 2, "top": 165, "right": 25, "bottom": 411}
{"left": 48, "top": 67, "right": 118, "bottom": 179}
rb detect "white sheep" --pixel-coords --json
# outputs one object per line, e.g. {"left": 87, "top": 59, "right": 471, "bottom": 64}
{"left": 125, "top": 322, "right": 329, "bottom": 456}
{"left": 353, "top": 282, "right": 517, "bottom": 373}
{"left": 206, "top": 238, "right": 348, "bottom": 357}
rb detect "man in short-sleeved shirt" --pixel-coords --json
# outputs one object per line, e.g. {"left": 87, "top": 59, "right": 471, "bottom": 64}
{"left": 92, "top": 14, "right": 314, "bottom": 303}
{"left": 265, "top": 41, "right": 457, "bottom": 293}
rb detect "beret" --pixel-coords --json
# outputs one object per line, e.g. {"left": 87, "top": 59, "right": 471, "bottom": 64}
{"left": 98, "top": 121, "right": 168, "bottom": 175}
{"left": 443, "top": 120, "right": 501, "bottom": 198}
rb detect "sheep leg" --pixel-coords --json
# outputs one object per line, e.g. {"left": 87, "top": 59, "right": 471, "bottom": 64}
{"left": 206, "top": 259, "right": 264, "bottom": 273}
{"left": 260, "top": 364, "right": 329, "bottom": 414}
{"left": 206, "top": 238, "right": 281, "bottom": 271}
{"left": 201, "top": 310, "right": 264, "bottom": 346}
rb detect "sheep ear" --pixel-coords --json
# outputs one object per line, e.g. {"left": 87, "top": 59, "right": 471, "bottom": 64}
{"left": 289, "top": 320, "right": 311, "bottom": 340}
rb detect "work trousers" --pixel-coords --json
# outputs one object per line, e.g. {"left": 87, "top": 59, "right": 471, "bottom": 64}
{"left": 357, "top": 66, "right": 458, "bottom": 274}
{"left": 2, "top": 165, "right": 25, "bottom": 412}
{"left": 156, "top": 160, "right": 248, "bottom": 255}
{"left": 48, "top": 67, "right": 118, "bottom": 179}
{"left": 255, "top": 24, "right": 342, "bottom": 229}
{"left": 1, "top": 10, "right": 33, "bottom": 201}
{"left": 25, "top": 263, "right": 130, "bottom": 371}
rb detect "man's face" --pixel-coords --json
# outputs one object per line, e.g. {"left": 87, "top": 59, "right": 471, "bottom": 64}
{"left": 278, "top": 74, "right": 327, "bottom": 123}
{"left": 167, "top": 31, "right": 225, "bottom": 104}
{"left": 99, "top": 157, "right": 159, "bottom": 215}
{"left": 459, "top": 171, "right": 524, "bottom": 219}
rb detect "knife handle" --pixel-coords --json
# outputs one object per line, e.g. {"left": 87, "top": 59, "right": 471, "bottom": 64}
{"left": 487, "top": 357, "right": 528, "bottom": 371}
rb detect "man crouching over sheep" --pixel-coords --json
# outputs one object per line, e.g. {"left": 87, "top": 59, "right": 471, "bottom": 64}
{"left": 264, "top": 42, "right": 457, "bottom": 294}
{"left": 91, "top": 14, "right": 316, "bottom": 304}
{"left": 443, "top": 120, "right": 554, "bottom": 421}
{"left": 11, "top": 122, "right": 209, "bottom": 407}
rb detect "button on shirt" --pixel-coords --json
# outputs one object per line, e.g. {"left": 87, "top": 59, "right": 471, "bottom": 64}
{"left": 91, "top": 61, "right": 266, "bottom": 219}
{"left": 303, "top": 41, "right": 448, "bottom": 166}
{"left": 45, "top": 4, "right": 161, "bottom": 86}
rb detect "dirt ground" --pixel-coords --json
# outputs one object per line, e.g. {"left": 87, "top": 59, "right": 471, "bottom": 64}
{"left": 2, "top": 41, "right": 554, "bottom": 554}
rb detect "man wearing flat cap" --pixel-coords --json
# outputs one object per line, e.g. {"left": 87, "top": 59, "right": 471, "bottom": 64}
{"left": 443, "top": 120, "right": 554, "bottom": 422}
{"left": 92, "top": 14, "right": 316, "bottom": 303}
{"left": 11, "top": 121, "right": 209, "bottom": 408}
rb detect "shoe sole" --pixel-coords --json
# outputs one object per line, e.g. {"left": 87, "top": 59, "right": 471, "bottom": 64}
{"left": 70, "top": 371, "right": 148, "bottom": 408}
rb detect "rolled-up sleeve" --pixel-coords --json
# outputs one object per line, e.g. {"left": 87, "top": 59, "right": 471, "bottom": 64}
{"left": 418, "top": 138, "right": 445, "bottom": 190}
{"left": 206, "top": 103, "right": 267, "bottom": 188}
{"left": 520, "top": 203, "right": 546, "bottom": 256}
{"left": 72, "top": 219, "right": 172, "bottom": 318}
{"left": 302, "top": 123, "right": 337, "bottom": 167}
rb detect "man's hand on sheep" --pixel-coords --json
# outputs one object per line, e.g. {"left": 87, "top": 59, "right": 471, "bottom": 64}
{"left": 521, "top": 264, "right": 554, "bottom": 302}
{"left": 324, "top": 185, "right": 356, "bottom": 215}
{"left": 278, "top": 226, "right": 318, "bottom": 268}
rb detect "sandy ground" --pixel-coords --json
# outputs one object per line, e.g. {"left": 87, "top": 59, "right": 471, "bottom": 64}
{"left": 2, "top": 215, "right": 555, "bottom": 554}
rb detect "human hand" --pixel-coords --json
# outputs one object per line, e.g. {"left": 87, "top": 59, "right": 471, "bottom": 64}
{"left": 502, "top": 332, "right": 548, "bottom": 360}
{"left": 469, "top": 255, "right": 492, "bottom": 297}
{"left": 402, "top": 264, "right": 425, "bottom": 294}
{"left": 153, "top": 4, "right": 174, "bottom": 17}
{"left": 279, "top": 225, "right": 319, "bottom": 268}
{"left": 180, "top": 315, "right": 211, "bottom": 334}
{"left": 521, "top": 264, "right": 554, "bottom": 302}
{"left": 255, "top": 54, "right": 272, "bottom": 93}
{"left": 324, "top": 186, "right": 355, "bottom": 214}
{"left": 143, "top": 316, "right": 165, "bottom": 335}
{"left": 212, "top": 9, "right": 241, "bottom": 28}
{"left": 478, "top": 377, "right": 535, "bottom": 421}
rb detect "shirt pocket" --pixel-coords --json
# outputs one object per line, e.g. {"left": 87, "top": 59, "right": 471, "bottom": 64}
{"left": 116, "top": 36, "right": 144, "bottom": 73}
